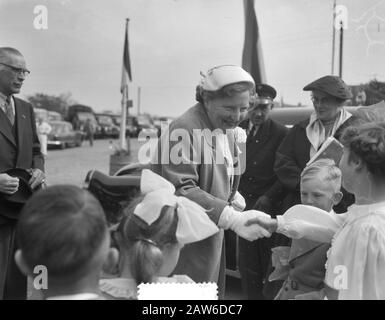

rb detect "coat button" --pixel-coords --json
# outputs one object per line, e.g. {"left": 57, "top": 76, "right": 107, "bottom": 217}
{"left": 248, "top": 177, "right": 252, "bottom": 181}
{"left": 253, "top": 161, "right": 257, "bottom": 165}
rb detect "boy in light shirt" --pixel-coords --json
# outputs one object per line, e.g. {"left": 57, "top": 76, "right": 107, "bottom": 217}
{"left": 254, "top": 159, "right": 343, "bottom": 299}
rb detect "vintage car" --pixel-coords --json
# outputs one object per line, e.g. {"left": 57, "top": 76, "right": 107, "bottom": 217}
{"left": 96, "top": 113, "right": 120, "bottom": 138}
{"left": 47, "top": 121, "right": 83, "bottom": 149}
{"left": 269, "top": 105, "right": 359, "bottom": 128}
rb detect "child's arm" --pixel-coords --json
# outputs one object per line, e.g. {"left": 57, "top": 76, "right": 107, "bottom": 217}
{"left": 246, "top": 205, "right": 346, "bottom": 242}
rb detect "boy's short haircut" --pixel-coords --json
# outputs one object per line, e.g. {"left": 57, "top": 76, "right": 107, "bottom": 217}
{"left": 16, "top": 185, "right": 108, "bottom": 283}
{"left": 301, "top": 159, "right": 342, "bottom": 192}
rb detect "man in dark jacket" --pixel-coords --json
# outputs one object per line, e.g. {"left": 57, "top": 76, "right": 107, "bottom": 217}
{"left": 238, "top": 84, "right": 288, "bottom": 299}
{"left": 0, "top": 47, "right": 45, "bottom": 299}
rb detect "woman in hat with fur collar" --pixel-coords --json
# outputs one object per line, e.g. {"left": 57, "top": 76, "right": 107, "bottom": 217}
{"left": 274, "top": 75, "right": 358, "bottom": 216}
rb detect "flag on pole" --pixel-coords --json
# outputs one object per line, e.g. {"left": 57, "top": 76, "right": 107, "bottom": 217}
{"left": 121, "top": 19, "right": 132, "bottom": 104}
{"left": 242, "top": 0, "right": 266, "bottom": 84}
{"left": 119, "top": 19, "right": 132, "bottom": 151}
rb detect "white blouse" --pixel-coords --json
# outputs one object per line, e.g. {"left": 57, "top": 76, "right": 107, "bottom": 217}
{"left": 324, "top": 202, "right": 385, "bottom": 300}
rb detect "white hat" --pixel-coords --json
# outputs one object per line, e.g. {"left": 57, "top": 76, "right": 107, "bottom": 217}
{"left": 200, "top": 65, "right": 255, "bottom": 91}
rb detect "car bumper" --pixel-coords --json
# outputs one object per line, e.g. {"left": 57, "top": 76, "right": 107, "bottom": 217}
{"left": 48, "top": 140, "right": 64, "bottom": 146}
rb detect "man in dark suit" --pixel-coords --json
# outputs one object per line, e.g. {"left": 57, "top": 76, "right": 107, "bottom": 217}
{"left": 0, "top": 47, "right": 45, "bottom": 300}
{"left": 237, "top": 84, "right": 288, "bottom": 299}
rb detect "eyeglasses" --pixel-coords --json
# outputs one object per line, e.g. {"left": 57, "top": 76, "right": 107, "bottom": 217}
{"left": 0, "top": 63, "right": 30, "bottom": 76}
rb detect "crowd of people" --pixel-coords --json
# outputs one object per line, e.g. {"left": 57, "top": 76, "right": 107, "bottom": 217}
{"left": 1, "top": 47, "right": 385, "bottom": 300}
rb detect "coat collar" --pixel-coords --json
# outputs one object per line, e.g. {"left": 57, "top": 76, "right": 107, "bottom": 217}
{"left": 0, "top": 97, "right": 28, "bottom": 148}
{"left": 0, "top": 113, "right": 16, "bottom": 146}
{"left": 246, "top": 118, "right": 273, "bottom": 145}
{"left": 0, "top": 96, "right": 16, "bottom": 146}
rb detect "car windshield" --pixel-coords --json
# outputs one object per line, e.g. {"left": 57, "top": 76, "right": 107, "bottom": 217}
{"left": 137, "top": 115, "right": 152, "bottom": 128}
{"left": 97, "top": 115, "right": 113, "bottom": 125}
{"left": 78, "top": 112, "right": 97, "bottom": 124}
{"left": 126, "top": 117, "right": 135, "bottom": 126}
{"left": 50, "top": 123, "right": 69, "bottom": 134}
{"left": 34, "top": 109, "right": 49, "bottom": 121}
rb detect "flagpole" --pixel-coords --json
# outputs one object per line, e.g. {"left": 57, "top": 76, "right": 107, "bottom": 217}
{"left": 119, "top": 18, "right": 130, "bottom": 152}
{"left": 339, "top": 20, "right": 344, "bottom": 78}
{"left": 331, "top": 0, "right": 336, "bottom": 75}
{"left": 120, "top": 86, "right": 128, "bottom": 151}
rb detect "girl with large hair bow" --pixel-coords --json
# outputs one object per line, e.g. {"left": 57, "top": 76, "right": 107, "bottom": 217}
{"left": 99, "top": 170, "right": 220, "bottom": 300}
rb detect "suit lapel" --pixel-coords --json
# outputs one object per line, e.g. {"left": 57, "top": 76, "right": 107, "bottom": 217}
{"left": 246, "top": 119, "right": 272, "bottom": 164}
{"left": 255, "top": 119, "right": 272, "bottom": 145}
{"left": 15, "top": 98, "right": 27, "bottom": 152}
{"left": 0, "top": 107, "right": 17, "bottom": 146}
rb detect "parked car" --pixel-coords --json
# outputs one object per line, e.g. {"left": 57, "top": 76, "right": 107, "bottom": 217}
{"left": 126, "top": 115, "right": 139, "bottom": 137}
{"left": 153, "top": 116, "right": 174, "bottom": 136}
{"left": 96, "top": 113, "right": 120, "bottom": 138}
{"left": 48, "top": 111, "right": 63, "bottom": 122}
{"left": 66, "top": 104, "right": 102, "bottom": 138}
{"left": 33, "top": 107, "right": 49, "bottom": 122}
{"left": 47, "top": 121, "right": 83, "bottom": 149}
{"left": 269, "top": 106, "right": 359, "bottom": 128}
{"left": 123, "top": 114, "right": 157, "bottom": 138}
{"left": 136, "top": 114, "right": 158, "bottom": 137}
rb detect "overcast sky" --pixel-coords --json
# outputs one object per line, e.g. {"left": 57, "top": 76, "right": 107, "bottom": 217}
{"left": 1, "top": 0, "right": 384, "bottom": 116}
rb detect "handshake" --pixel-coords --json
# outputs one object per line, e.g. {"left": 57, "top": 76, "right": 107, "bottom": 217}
{"left": 233, "top": 210, "right": 279, "bottom": 241}
{"left": 219, "top": 206, "right": 279, "bottom": 241}
{"left": 219, "top": 191, "right": 278, "bottom": 241}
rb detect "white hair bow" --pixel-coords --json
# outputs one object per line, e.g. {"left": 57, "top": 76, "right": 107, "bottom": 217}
{"left": 133, "top": 170, "right": 219, "bottom": 245}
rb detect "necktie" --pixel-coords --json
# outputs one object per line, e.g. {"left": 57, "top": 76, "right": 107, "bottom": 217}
{"left": 250, "top": 125, "right": 258, "bottom": 137}
{"left": 4, "top": 97, "right": 14, "bottom": 125}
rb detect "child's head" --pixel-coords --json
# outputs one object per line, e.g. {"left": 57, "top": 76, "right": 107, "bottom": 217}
{"left": 114, "top": 169, "right": 219, "bottom": 284}
{"left": 15, "top": 185, "right": 116, "bottom": 296}
{"left": 300, "top": 159, "right": 343, "bottom": 212}
{"left": 115, "top": 194, "right": 182, "bottom": 284}
{"left": 340, "top": 122, "right": 385, "bottom": 194}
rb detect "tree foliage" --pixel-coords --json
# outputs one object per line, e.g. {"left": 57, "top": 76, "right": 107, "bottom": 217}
{"left": 27, "top": 92, "right": 76, "bottom": 115}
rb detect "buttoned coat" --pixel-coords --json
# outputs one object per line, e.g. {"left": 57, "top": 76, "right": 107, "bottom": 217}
{"left": 0, "top": 97, "right": 44, "bottom": 299}
{"left": 0, "top": 97, "right": 44, "bottom": 220}
{"left": 151, "top": 103, "right": 241, "bottom": 297}
{"left": 238, "top": 118, "right": 288, "bottom": 211}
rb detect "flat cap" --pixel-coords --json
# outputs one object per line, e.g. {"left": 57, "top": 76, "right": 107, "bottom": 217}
{"left": 255, "top": 83, "right": 277, "bottom": 100}
{"left": 303, "top": 75, "right": 353, "bottom": 99}
{"left": 200, "top": 65, "right": 255, "bottom": 91}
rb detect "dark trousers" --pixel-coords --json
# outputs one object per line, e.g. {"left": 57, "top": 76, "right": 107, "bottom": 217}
{"left": 0, "top": 219, "right": 27, "bottom": 300}
{"left": 87, "top": 133, "right": 94, "bottom": 146}
{"left": 238, "top": 237, "right": 272, "bottom": 300}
